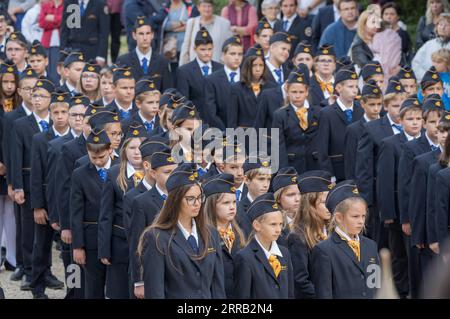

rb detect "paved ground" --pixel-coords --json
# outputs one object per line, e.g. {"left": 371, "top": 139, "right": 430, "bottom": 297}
{"left": 0, "top": 245, "right": 66, "bottom": 299}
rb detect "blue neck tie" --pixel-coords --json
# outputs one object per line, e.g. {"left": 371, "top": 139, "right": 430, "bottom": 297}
{"left": 161, "top": 193, "right": 167, "bottom": 201}
{"left": 141, "top": 57, "right": 149, "bottom": 74}
{"left": 229, "top": 71, "right": 237, "bottom": 84}
{"left": 144, "top": 121, "right": 153, "bottom": 133}
{"left": 392, "top": 123, "right": 403, "bottom": 133}
{"left": 197, "top": 167, "right": 207, "bottom": 177}
{"left": 39, "top": 120, "right": 49, "bottom": 133}
{"left": 344, "top": 109, "right": 353, "bottom": 124}
{"left": 235, "top": 189, "right": 241, "bottom": 202}
{"left": 80, "top": 1, "right": 85, "bottom": 17}
{"left": 201, "top": 65, "right": 209, "bottom": 77}
{"left": 283, "top": 20, "right": 289, "bottom": 31}
{"left": 98, "top": 168, "right": 107, "bottom": 182}
{"left": 119, "top": 109, "right": 130, "bottom": 120}
{"left": 431, "top": 145, "right": 440, "bottom": 152}
{"left": 187, "top": 234, "right": 199, "bottom": 255}
{"left": 274, "top": 69, "right": 283, "bottom": 85}
{"left": 0, "top": 44, "right": 4, "bottom": 52}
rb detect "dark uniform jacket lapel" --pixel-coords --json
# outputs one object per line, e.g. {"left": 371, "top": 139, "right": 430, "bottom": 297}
{"left": 251, "top": 240, "right": 280, "bottom": 284}
{"left": 332, "top": 232, "right": 365, "bottom": 274}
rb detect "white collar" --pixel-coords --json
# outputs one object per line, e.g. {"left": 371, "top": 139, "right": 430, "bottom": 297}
{"left": 66, "top": 82, "right": 77, "bottom": 94}
{"left": 79, "top": 0, "right": 89, "bottom": 5}
{"left": 290, "top": 100, "right": 310, "bottom": 111}
{"left": 197, "top": 163, "right": 212, "bottom": 171}
{"left": 95, "top": 157, "right": 112, "bottom": 171}
{"left": 286, "top": 215, "right": 293, "bottom": 225}
{"left": 281, "top": 83, "right": 287, "bottom": 100}
{"left": 255, "top": 235, "right": 283, "bottom": 259}
{"left": 363, "top": 114, "right": 378, "bottom": 122}
{"left": 33, "top": 113, "right": 50, "bottom": 128}
{"left": 142, "top": 177, "right": 152, "bottom": 191}
{"left": 135, "top": 47, "right": 152, "bottom": 63}
{"left": 126, "top": 162, "right": 136, "bottom": 179}
{"left": 70, "top": 128, "right": 80, "bottom": 138}
{"left": 404, "top": 131, "right": 420, "bottom": 141}
{"left": 337, "top": 98, "right": 353, "bottom": 112}
{"left": 196, "top": 57, "right": 212, "bottom": 70}
{"left": 323, "top": 225, "right": 328, "bottom": 238}
{"left": 386, "top": 113, "right": 397, "bottom": 126}
{"left": 54, "top": 126, "right": 70, "bottom": 137}
{"left": 266, "top": 59, "right": 282, "bottom": 74}
{"left": 115, "top": 99, "right": 133, "bottom": 112}
{"left": 177, "top": 218, "right": 198, "bottom": 242}
{"left": 224, "top": 65, "right": 240, "bottom": 82}
{"left": 113, "top": 150, "right": 119, "bottom": 158}
{"left": 425, "top": 132, "right": 439, "bottom": 148}
{"left": 283, "top": 13, "right": 297, "bottom": 24}
{"left": 247, "top": 192, "right": 254, "bottom": 203}
{"left": 22, "top": 103, "right": 32, "bottom": 116}
{"left": 155, "top": 183, "right": 168, "bottom": 198}
{"left": 335, "top": 226, "right": 359, "bottom": 242}
{"left": 138, "top": 110, "right": 155, "bottom": 124}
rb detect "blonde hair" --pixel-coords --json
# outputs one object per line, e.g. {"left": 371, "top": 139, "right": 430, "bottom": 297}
{"left": 76, "top": 73, "right": 101, "bottom": 101}
{"left": 328, "top": 197, "right": 367, "bottom": 233}
{"left": 116, "top": 137, "right": 145, "bottom": 192}
{"left": 357, "top": 6, "right": 381, "bottom": 44}
{"left": 274, "top": 186, "right": 297, "bottom": 233}
{"left": 245, "top": 167, "right": 272, "bottom": 180}
{"left": 135, "top": 90, "right": 161, "bottom": 104}
{"left": 291, "top": 192, "right": 329, "bottom": 249}
{"left": 426, "top": 0, "right": 450, "bottom": 25}
{"left": 432, "top": 48, "right": 450, "bottom": 69}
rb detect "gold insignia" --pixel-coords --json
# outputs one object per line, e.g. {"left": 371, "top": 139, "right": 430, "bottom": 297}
{"left": 188, "top": 174, "right": 196, "bottom": 181}
{"left": 396, "top": 85, "right": 401, "bottom": 91}
{"left": 328, "top": 183, "right": 333, "bottom": 189}
{"left": 312, "top": 121, "right": 318, "bottom": 126}
{"left": 264, "top": 23, "right": 270, "bottom": 28}
{"left": 79, "top": 55, "right": 84, "bottom": 60}
{"left": 88, "top": 66, "right": 95, "bottom": 72}
{"left": 139, "top": 19, "right": 144, "bottom": 25}
{"left": 272, "top": 203, "right": 279, "bottom": 209}
{"left": 7, "top": 67, "right": 13, "bottom": 72}
{"left": 369, "top": 257, "right": 376, "bottom": 263}
{"left": 280, "top": 265, "right": 287, "bottom": 271}
{"left": 352, "top": 188, "right": 359, "bottom": 194}
{"left": 193, "top": 172, "right": 199, "bottom": 178}
{"left": 230, "top": 186, "right": 236, "bottom": 192}
{"left": 149, "top": 83, "right": 155, "bottom": 89}
{"left": 172, "top": 102, "right": 178, "bottom": 108}
{"left": 31, "top": 48, "right": 36, "bottom": 53}
{"left": 291, "top": 176, "right": 297, "bottom": 183}
{"left": 304, "top": 47, "right": 310, "bottom": 53}
{"left": 207, "top": 248, "right": 216, "bottom": 253}
{"left": 351, "top": 73, "right": 357, "bottom": 79}
{"left": 11, "top": 34, "right": 17, "bottom": 40}
{"left": 376, "top": 67, "right": 382, "bottom": 73}
{"left": 297, "top": 76, "right": 303, "bottom": 82}
{"left": 256, "top": 50, "right": 262, "bottom": 56}
{"left": 414, "top": 101, "right": 419, "bottom": 105}
{"left": 37, "top": 81, "right": 43, "bottom": 86}
{"left": 189, "top": 110, "right": 195, "bottom": 116}
{"left": 235, "top": 37, "right": 241, "bottom": 43}
{"left": 286, "top": 36, "right": 291, "bottom": 42}
{"left": 113, "top": 115, "right": 119, "bottom": 121}
{"left": 262, "top": 161, "right": 269, "bottom": 167}
{"left": 124, "top": 71, "right": 131, "bottom": 76}
{"left": 235, "top": 147, "right": 241, "bottom": 153}
{"left": 405, "top": 73, "right": 411, "bottom": 78}
{"left": 57, "top": 95, "right": 64, "bottom": 101}
{"left": 323, "top": 49, "right": 329, "bottom": 54}
{"left": 91, "top": 109, "right": 97, "bottom": 114}
{"left": 436, "top": 101, "right": 442, "bottom": 107}
{"left": 202, "top": 31, "right": 208, "bottom": 37}
{"left": 27, "top": 70, "right": 32, "bottom": 75}
{"left": 446, "top": 114, "right": 450, "bottom": 120}
{"left": 167, "top": 156, "right": 174, "bottom": 163}
{"left": 373, "top": 88, "right": 379, "bottom": 93}
{"left": 75, "top": 98, "right": 82, "bottom": 104}
{"left": 93, "top": 136, "right": 99, "bottom": 142}
{"left": 132, "top": 129, "right": 139, "bottom": 136}
{"left": 432, "top": 74, "right": 438, "bottom": 79}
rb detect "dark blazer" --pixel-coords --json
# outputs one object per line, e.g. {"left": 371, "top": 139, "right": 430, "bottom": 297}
{"left": 316, "top": 102, "right": 364, "bottom": 181}
{"left": 47, "top": 133, "right": 75, "bottom": 223}
{"left": 129, "top": 186, "right": 165, "bottom": 285}
{"left": 176, "top": 60, "right": 223, "bottom": 120}
{"left": 344, "top": 117, "right": 367, "bottom": 180}
{"left": 254, "top": 86, "right": 284, "bottom": 130}
{"left": 228, "top": 81, "right": 277, "bottom": 128}
{"left": 141, "top": 226, "right": 226, "bottom": 299}
{"left": 311, "top": 5, "right": 336, "bottom": 50}
{"left": 274, "top": 14, "right": 314, "bottom": 58}
{"left": 355, "top": 116, "right": 394, "bottom": 206}
{"left": 98, "top": 165, "right": 134, "bottom": 263}
{"left": 377, "top": 133, "right": 408, "bottom": 222}
{"left": 60, "top": 0, "right": 109, "bottom": 60}
{"left": 236, "top": 193, "right": 252, "bottom": 239}
{"left": 311, "top": 231, "right": 380, "bottom": 299}
{"left": 116, "top": 50, "right": 173, "bottom": 89}
{"left": 120, "top": 111, "right": 160, "bottom": 137}
{"left": 2, "top": 105, "right": 28, "bottom": 186}
{"left": 0, "top": 109, "right": 6, "bottom": 195}
{"left": 426, "top": 162, "right": 446, "bottom": 244}
{"left": 350, "top": 35, "right": 374, "bottom": 69}
{"left": 220, "top": 230, "right": 243, "bottom": 299}
{"left": 203, "top": 69, "right": 233, "bottom": 130}
{"left": 29, "top": 128, "right": 58, "bottom": 210}
{"left": 12, "top": 114, "right": 44, "bottom": 192}
{"left": 308, "top": 75, "right": 330, "bottom": 108}
{"left": 70, "top": 162, "right": 106, "bottom": 250}
{"left": 287, "top": 231, "right": 315, "bottom": 299}
{"left": 272, "top": 104, "right": 321, "bottom": 174}
{"left": 106, "top": 100, "right": 138, "bottom": 121}
{"left": 264, "top": 63, "right": 290, "bottom": 87}
{"left": 233, "top": 238, "right": 294, "bottom": 299}
{"left": 56, "top": 135, "right": 88, "bottom": 230}
{"left": 409, "top": 149, "right": 441, "bottom": 246}
{"left": 434, "top": 167, "right": 450, "bottom": 245}
{"left": 398, "top": 133, "right": 432, "bottom": 225}
{"left": 123, "top": 181, "right": 148, "bottom": 238}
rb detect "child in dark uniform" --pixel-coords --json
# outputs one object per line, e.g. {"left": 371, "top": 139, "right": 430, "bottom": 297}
{"left": 312, "top": 180, "right": 380, "bottom": 299}
{"left": 203, "top": 173, "right": 246, "bottom": 298}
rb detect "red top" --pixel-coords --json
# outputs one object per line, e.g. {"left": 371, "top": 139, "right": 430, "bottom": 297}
{"left": 38, "top": 1, "right": 64, "bottom": 48}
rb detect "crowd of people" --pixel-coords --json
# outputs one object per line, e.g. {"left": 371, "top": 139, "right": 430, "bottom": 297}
{"left": 0, "top": 0, "right": 449, "bottom": 300}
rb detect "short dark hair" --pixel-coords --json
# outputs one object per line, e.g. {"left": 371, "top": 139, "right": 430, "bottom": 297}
{"left": 279, "top": 0, "right": 297, "bottom": 6}
{"left": 381, "top": 2, "right": 402, "bottom": 17}
{"left": 338, "top": 0, "right": 358, "bottom": 10}
{"left": 361, "top": 94, "right": 383, "bottom": 103}
{"left": 198, "top": 0, "right": 214, "bottom": 5}
{"left": 87, "top": 143, "right": 111, "bottom": 153}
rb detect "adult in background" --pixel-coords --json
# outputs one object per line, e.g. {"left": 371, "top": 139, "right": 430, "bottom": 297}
{"left": 260, "top": 0, "right": 280, "bottom": 29}
{"left": 7, "top": 0, "right": 36, "bottom": 31}
{"left": 221, "top": 0, "right": 258, "bottom": 53}
{"left": 311, "top": 0, "right": 340, "bottom": 51}
{"left": 179, "top": 0, "right": 232, "bottom": 66}
{"left": 20, "top": 0, "right": 43, "bottom": 43}
{"left": 416, "top": 0, "right": 449, "bottom": 51}
{"left": 107, "top": 0, "right": 124, "bottom": 64}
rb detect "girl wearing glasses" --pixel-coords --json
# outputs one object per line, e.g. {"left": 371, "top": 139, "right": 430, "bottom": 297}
{"left": 77, "top": 61, "right": 102, "bottom": 103}
{"left": 203, "top": 173, "right": 246, "bottom": 298}
{"left": 137, "top": 163, "right": 226, "bottom": 299}
{"left": 98, "top": 123, "right": 146, "bottom": 298}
